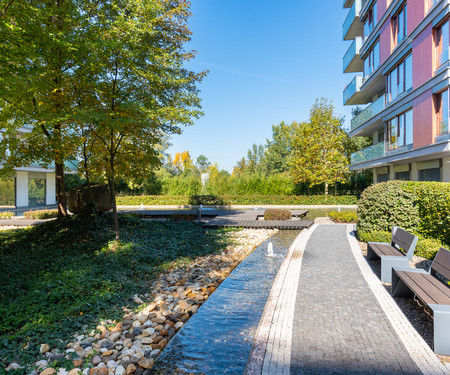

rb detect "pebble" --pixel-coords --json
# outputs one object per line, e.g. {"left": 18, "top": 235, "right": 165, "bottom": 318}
{"left": 40, "top": 369, "right": 57, "bottom": 375}
{"left": 40, "top": 344, "right": 51, "bottom": 354}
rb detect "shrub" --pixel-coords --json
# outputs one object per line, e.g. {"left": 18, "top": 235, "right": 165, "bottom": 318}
{"left": 357, "top": 230, "right": 444, "bottom": 260}
{"left": 23, "top": 209, "right": 58, "bottom": 220}
{"left": 0, "top": 211, "right": 14, "bottom": 219}
{"left": 264, "top": 209, "right": 292, "bottom": 220}
{"left": 116, "top": 194, "right": 358, "bottom": 206}
{"left": 328, "top": 211, "right": 358, "bottom": 223}
{"left": 357, "top": 181, "right": 419, "bottom": 234}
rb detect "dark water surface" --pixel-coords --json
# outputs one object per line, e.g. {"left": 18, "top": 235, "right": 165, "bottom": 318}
{"left": 151, "top": 230, "right": 300, "bottom": 374}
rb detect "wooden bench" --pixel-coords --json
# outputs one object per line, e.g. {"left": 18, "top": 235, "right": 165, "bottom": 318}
{"left": 367, "top": 226, "right": 418, "bottom": 283}
{"left": 392, "top": 247, "right": 450, "bottom": 355}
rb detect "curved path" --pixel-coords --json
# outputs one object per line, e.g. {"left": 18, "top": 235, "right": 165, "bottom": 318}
{"left": 247, "top": 224, "right": 448, "bottom": 375}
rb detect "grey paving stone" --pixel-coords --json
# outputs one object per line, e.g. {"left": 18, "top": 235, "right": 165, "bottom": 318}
{"left": 290, "top": 225, "right": 422, "bottom": 375}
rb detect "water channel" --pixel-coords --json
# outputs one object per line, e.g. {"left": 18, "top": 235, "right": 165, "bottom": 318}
{"left": 151, "top": 230, "right": 300, "bottom": 374}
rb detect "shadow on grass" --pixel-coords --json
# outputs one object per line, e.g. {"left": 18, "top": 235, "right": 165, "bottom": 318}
{"left": 0, "top": 213, "right": 235, "bottom": 369}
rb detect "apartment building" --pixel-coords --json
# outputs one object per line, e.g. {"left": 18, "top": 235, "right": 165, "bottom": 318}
{"left": 343, "top": 0, "right": 450, "bottom": 182}
{"left": 0, "top": 127, "right": 76, "bottom": 208}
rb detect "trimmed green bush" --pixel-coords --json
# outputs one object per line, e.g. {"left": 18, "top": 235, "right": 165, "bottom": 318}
{"left": 357, "top": 181, "right": 419, "bottom": 234}
{"left": 0, "top": 211, "right": 14, "bottom": 219}
{"left": 357, "top": 181, "right": 450, "bottom": 247}
{"left": 23, "top": 209, "right": 58, "bottom": 220}
{"left": 116, "top": 194, "right": 358, "bottom": 206}
{"left": 264, "top": 209, "right": 292, "bottom": 221}
{"left": 328, "top": 211, "right": 358, "bottom": 223}
{"left": 357, "top": 231, "right": 444, "bottom": 260}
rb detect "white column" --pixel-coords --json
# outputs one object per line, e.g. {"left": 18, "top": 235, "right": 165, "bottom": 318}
{"left": 15, "top": 171, "right": 28, "bottom": 207}
{"left": 46, "top": 172, "right": 56, "bottom": 205}
{"left": 442, "top": 157, "right": 450, "bottom": 182}
{"left": 410, "top": 162, "right": 418, "bottom": 181}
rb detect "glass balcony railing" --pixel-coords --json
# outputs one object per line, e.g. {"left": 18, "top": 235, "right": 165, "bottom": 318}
{"left": 28, "top": 159, "right": 78, "bottom": 171}
{"left": 343, "top": 37, "right": 363, "bottom": 73}
{"left": 351, "top": 95, "right": 385, "bottom": 130}
{"left": 343, "top": 0, "right": 361, "bottom": 39}
{"left": 343, "top": 75, "right": 363, "bottom": 105}
{"left": 351, "top": 142, "right": 385, "bottom": 164}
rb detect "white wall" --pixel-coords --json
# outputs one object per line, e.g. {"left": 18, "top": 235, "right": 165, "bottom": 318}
{"left": 46, "top": 173, "right": 56, "bottom": 205}
{"left": 442, "top": 157, "right": 450, "bottom": 182}
{"left": 15, "top": 171, "right": 28, "bottom": 207}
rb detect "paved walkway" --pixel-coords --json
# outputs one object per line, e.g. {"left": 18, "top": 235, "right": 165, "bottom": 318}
{"left": 246, "top": 224, "right": 448, "bottom": 375}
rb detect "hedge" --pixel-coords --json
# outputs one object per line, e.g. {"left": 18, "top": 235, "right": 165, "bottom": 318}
{"left": 23, "top": 209, "right": 58, "bottom": 220}
{"left": 116, "top": 194, "right": 358, "bottom": 206}
{"left": 264, "top": 209, "right": 292, "bottom": 221}
{"left": 357, "top": 231, "right": 445, "bottom": 260}
{"left": 328, "top": 211, "right": 358, "bottom": 223}
{"left": 357, "top": 181, "right": 450, "bottom": 247}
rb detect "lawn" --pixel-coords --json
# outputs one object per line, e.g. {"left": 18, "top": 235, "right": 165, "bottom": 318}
{"left": 0, "top": 213, "right": 234, "bottom": 369}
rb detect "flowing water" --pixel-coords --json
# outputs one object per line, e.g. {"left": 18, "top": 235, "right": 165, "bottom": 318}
{"left": 151, "top": 230, "right": 300, "bottom": 374}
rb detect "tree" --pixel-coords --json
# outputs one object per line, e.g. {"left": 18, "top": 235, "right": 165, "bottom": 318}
{"left": 246, "top": 143, "right": 266, "bottom": 174}
{"left": 196, "top": 155, "right": 211, "bottom": 172}
{"left": 0, "top": 0, "right": 90, "bottom": 216}
{"left": 173, "top": 151, "right": 195, "bottom": 175}
{"left": 290, "top": 98, "right": 349, "bottom": 195}
{"left": 72, "top": 1, "right": 206, "bottom": 239}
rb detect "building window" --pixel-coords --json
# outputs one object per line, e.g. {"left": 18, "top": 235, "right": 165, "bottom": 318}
{"left": 364, "top": 41, "right": 380, "bottom": 79}
{"left": 0, "top": 178, "right": 15, "bottom": 207}
{"left": 377, "top": 174, "right": 389, "bottom": 183}
{"left": 364, "top": 1, "right": 378, "bottom": 40}
{"left": 386, "top": 54, "right": 412, "bottom": 102}
{"left": 435, "top": 89, "right": 449, "bottom": 135}
{"left": 392, "top": 3, "right": 407, "bottom": 47}
{"left": 418, "top": 168, "right": 441, "bottom": 181}
{"left": 395, "top": 171, "right": 410, "bottom": 180}
{"left": 386, "top": 109, "right": 413, "bottom": 150}
{"left": 435, "top": 20, "right": 449, "bottom": 69}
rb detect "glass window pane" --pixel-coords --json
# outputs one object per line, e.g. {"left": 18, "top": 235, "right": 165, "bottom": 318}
{"left": 405, "top": 110, "right": 413, "bottom": 145}
{"left": 374, "top": 42, "right": 380, "bottom": 69}
{"left": 0, "top": 178, "right": 15, "bottom": 207}
{"left": 441, "top": 21, "right": 449, "bottom": 66}
{"left": 373, "top": 1, "right": 377, "bottom": 25}
{"left": 28, "top": 178, "right": 46, "bottom": 206}
{"left": 405, "top": 54, "right": 412, "bottom": 90}
{"left": 391, "top": 69, "right": 398, "bottom": 100}
{"left": 441, "top": 90, "right": 449, "bottom": 134}
{"left": 390, "top": 117, "right": 398, "bottom": 149}
{"left": 398, "top": 62, "right": 404, "bottom": 94}
{"left": 398, "top": 114, "right": 405, "bottom": 147}
{"left": 398, "top": 11, "right": 404, "bottom": 42}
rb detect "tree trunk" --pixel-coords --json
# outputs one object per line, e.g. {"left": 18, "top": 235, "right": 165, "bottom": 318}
{"left": 324, "top": 182, "right": 329, "bottom": 196}
{"left": 109, "top": 161, "right": 119, "bottom": 241}
{"left": 55, "top": 160, "right": 67, "bottom": 217}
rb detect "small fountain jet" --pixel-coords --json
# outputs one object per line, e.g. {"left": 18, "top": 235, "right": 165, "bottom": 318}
{"left": 266, "top": 242, "right": 276, "bottom": 257}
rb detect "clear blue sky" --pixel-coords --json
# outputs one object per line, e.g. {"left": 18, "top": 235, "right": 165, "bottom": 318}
{"left": 167, "top": 0, "right": 354, "bottom": 172}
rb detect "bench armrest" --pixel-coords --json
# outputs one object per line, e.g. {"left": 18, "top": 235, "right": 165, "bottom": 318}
{"left": 392, "top": 266, "right": 427, "bottom": 274}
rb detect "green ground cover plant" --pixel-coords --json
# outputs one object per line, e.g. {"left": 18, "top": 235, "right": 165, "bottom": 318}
{"left": 328, "top": 211, "right": 358, "bottom": 223}
{"left": 23, "top": 209, "right": 59, "bottom": 220}
{"left": 116, "top": 194, "right": 358, "bottom": 206}
{"left": 0, "top": 214, "right": 235, "bottom": 369}
{"left": 264, "top": 209, "right": 292, "bottom": 221}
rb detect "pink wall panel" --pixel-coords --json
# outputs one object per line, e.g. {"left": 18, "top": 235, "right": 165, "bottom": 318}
{"left": 412, "top": 24, "right": 433, "bottom": 89}
{"left": 407, "top": 0, "right": 425, "bottom": 35}
{"left": 377, "top": 0, "right": 387, "bottom": 23}
{"left": 379, "top": 20, "right": 392, "bottom": 65}
{"left": 413, "top": 90, "right": 434, "bottom": 148}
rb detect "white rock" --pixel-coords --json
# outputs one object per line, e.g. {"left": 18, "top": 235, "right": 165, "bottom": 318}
{"left": 35, "top": 360, "right": 48, "bottom": 369}
{"left": 57, "top": 368, "right": 68, "bottom": 375}
{"left": 150, "top": 349, "right": 160, "bottom": 358}
{"left": 115, "top": 365, "right": 125, "bottom": 375}
{"left": 142, "top": 328, "right": 155, "bottom": 337}
{"left": 107, "top": 360, "right": 118, "bottom": 368}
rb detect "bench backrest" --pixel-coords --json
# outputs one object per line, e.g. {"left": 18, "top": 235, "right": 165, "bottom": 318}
{"left": 431, "top": 247, "right": 450, "bottom": 281}
{"left": 391, "top": 226, "right": 418, "bottom": 260}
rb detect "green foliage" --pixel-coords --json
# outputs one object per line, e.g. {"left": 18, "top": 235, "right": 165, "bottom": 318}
{"left": 290, "top": 98, "right": 349, "bottom": 194}
{"left": 264, "top": 209, "right": 292, "bottom": 221}
{"left": 0, "top": 211, "right": 14, "bottom": 219}
{"left": 357, "top": 181, "right": 420, "bottom": 234}
{"left": 328, "top": 211, "right": 358, "bottom": 223}
{"left": 0, "top": 214, "right": 234, "bottom": 368}
{"left": 357, "top": 231, "right": 444, "bottom": 260}
{"left": 116, "top": 194, "right": 358, "bottom": 206}
{"left": 357, "top": 181, "right": 450, "bottom": 247}
{"left": 0, "top": 179, "right": 14, "bottom": 206}
{"left": 23, "top": 209, "right": 59, "bottom": 220}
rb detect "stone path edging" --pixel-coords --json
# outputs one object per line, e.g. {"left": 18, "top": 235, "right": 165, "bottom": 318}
{"left": 245, "top": 225, "right": 318, "bottom": 375}
{"left": 345, "top": 224, "right": 449, "bottom": 375}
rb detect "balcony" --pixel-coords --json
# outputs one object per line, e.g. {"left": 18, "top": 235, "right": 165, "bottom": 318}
{"left": 343, "top": 0, "right": 354, "bottom": 8}
{"left": 343, "top": 0, "right": 363, "bottom": 40}
{"left": 351, "top": 95, "right": 385, "bottom": 130}
{"left": 343, "top": 75, "right": 364, "bottom": 105}
{"left": 343, "top": 37, "right": 363, "bottom": 73}
{"left": 28, "top": 159, "right": 78, "bottom": 171}
{"left": 351, "top": 142, "right": 385, "bottom": 165}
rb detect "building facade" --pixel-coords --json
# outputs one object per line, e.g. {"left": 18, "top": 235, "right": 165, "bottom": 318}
{"left": 0, "top": 127, "right": 76, "bottom": 209}
{"left": 343, "top": 0, "right": 450, "bottom": 183}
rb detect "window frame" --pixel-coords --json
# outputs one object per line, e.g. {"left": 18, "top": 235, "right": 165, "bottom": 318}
{"left": 386, "top": 53, "right": 412, "bottom": 103}
{"left": 392, "top": 2, "right": 407, "bottom": 48}
{"left": 385, "top": 109, "right": 413, "bottom": 151}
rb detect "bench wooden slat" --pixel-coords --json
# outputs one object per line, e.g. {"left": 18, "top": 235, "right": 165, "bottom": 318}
{"left": 392, "top": 228, "right": 415, "bottom": 251}
{"left": 369, "top": 243, "right": 404, "bottom": 257}
{"left": 432, "top": 247, "right": 450, "bottom": 280}
{"left": 395, "top": 271, "right": 450, "bottom": 305}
